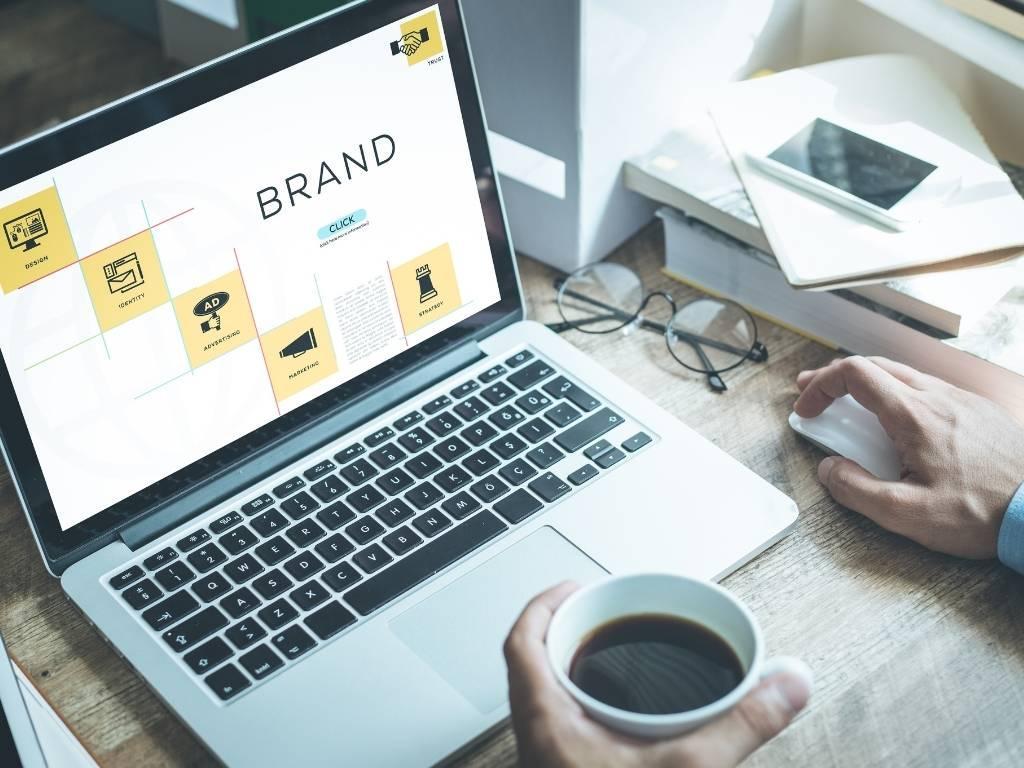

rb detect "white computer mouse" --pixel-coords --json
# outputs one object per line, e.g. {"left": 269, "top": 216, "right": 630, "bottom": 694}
{"left": 788, "top": 394, "right": 902, "bottom": 481}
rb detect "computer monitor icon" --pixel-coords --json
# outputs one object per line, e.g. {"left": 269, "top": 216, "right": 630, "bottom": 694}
{"left": 3, "top": 209, "right": 48, "bottom": 252}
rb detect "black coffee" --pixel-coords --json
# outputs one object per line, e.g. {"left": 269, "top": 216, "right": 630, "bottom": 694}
{"left": 568, "top": 613, "right": 744, "bottom": 715}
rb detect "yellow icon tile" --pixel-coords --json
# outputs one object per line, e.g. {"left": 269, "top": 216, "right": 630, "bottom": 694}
{"left": 172, "top": 270, "right": 257, "bottom": 369}
{"left": 390, "top": 242, "right": 462, "bottom": 335}
{"left": 260, "top": 307, "right": 338, "bottom": 403}
{"left": 82, "top": 231, "right": 170, "bottom": 332}
{"left": 399, "top": 10, "right": 443, "bottom": 66}
{"left": 0, "top": 186, "right": 79, "bottom": 293}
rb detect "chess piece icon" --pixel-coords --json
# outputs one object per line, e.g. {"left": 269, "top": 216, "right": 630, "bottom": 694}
{"left": 416, "top": 264, "right": 438, "bottom": 303}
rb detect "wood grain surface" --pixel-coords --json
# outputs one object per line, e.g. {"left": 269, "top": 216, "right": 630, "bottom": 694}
{"left": 1, "top": 2, "right": 1022, "bottom": 766}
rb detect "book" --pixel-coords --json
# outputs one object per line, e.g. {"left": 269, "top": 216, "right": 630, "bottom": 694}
{"left": 624, "top": 116, "right": 1024, "bottom": 336}
{"left": 944, "top": 0, "right": 1024, "bottom": 40}
{"left": 657, "top": 206, "right": 1024, "bottom": 419}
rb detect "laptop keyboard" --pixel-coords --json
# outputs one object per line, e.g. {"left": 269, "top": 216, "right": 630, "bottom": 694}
{"left": 104, "top": 348, "right": 654, "bottom": 704}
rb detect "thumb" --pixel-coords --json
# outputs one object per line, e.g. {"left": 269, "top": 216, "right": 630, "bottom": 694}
{"left": 667, "top": 658, "right": 812, "bottom": 767}
{"left": 818, "top": 457, "right": 919, "bottom": 538}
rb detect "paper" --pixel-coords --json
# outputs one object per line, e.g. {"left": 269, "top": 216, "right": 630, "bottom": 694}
{"left": 13, "top": 664, "right": 98, "bottom": 768}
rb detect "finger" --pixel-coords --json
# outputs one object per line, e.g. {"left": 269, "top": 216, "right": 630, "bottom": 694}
{"left": 793, "top": 356, "right": 914, "bottom": 428}
{"left": 818, "top": 456, "right": 924, "bottom": 539}
{"left": 865, "top": 357, "right": 943, "bottom": 391}
{"left": 659, "top": 657, "right": 813, "bottom": 768}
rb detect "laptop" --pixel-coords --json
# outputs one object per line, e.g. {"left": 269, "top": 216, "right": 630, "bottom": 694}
{"left": 0, "top": 1, "right": 797, "bottom": 765}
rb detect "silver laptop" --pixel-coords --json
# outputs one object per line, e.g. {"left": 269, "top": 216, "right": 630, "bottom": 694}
{"left": 0, "top": 1, "right": 797, "bottom": 765}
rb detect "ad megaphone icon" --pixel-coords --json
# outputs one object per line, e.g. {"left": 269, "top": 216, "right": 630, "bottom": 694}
{"left": 279, "top": 328, "right": 318, "bottom": 358}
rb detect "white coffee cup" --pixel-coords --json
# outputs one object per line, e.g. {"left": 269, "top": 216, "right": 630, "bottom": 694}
{"left": 546, "top": 573, "right": 767, "bottom": 740}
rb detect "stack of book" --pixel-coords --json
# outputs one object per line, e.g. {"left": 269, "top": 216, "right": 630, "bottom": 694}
{"left": 625, "top": 114, "right": 1024, "bottom": 416}
{"left": 945, "top": 0, "right": 1024, "bottom": 40}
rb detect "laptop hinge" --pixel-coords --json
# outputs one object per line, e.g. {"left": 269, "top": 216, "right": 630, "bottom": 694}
{"left": 120, "top": 339, "right": 486, "bottom": 551}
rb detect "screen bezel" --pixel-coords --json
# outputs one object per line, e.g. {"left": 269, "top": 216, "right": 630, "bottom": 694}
{"left": 0, "top": 0, "right": 523, "bottom": 570}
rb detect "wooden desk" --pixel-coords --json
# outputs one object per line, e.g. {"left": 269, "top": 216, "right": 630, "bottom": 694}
{"left": 1, "top": 3, "right": 1022, "bottom": 766}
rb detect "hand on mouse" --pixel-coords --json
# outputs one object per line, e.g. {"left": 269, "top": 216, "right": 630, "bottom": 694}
{"left": 504, "top": 583, "right": 812, "bottom": 768}
{"left": 794, "top": 356, "right": 1024, "bottom": 558}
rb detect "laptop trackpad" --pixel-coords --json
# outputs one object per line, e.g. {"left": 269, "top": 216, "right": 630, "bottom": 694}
{"left": 389, "top": 527, "right": 607, "bottom": 713}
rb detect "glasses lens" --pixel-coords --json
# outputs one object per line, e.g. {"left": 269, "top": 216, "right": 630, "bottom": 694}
{"left": 557, "top": 264, "right": 644, "bottom": 334}
{"left": 667, "top": 298, "right": 757, "bottom": 373}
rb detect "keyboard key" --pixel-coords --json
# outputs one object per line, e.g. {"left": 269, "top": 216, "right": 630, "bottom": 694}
{"left": 505, "top": 350, "right": 534, "bottom": 368}
{"left": 398, "top": 428, "right": 434, "bottom": 453}
{"left": 205, "top": 663, "right": 250, "bottom": 701}
{"left": 272, "top": 477, "right": 305, "bottom": 499}
{"left": 424, "top": 412, "right": 461, "bottom": 438}
{"left": 528, "top": 472, "right": 572, "bottom": 503}
{"left": 622, "top": 432, "right": 653, "bottom": 452}
{"left": 251, "top": 508, "right": 288, "bottom": 537}
{"left": 365, "top": 427, "right": 395, "bottom": 447}
{"left": 317, "top": 501, "right": 356, "bottom": 530}
{"left": 471, "top": 475, "right": 510, "bottom": 503}
{"left": 488, "top": 405, "right": 525, "bottom": 430}
{"left": 376, "top": 468, "right": 415, "bottom": 494}
{"left": 554, "top": 408, "right": 625, "bottom": 452}
{"left": 441, "top": 491, "right": 481, "bottom": 520}
{"left": 177, "top": 530, "right": 210, "bottom": 552}
{"left": 545, "top": 403, "right": 581, "bottom": 428}
{"left": 481, "top": 381, "right": 515, "bottom": 406}
{"left": 518, "top": 418, "right": 555, "bottom": 444}
{"left": 143, "top": 590, "right": 199, "bottom": 631}
{"left": 346, "top": 485, "right": 386, "bottom": 514}
{"left": 404, "top": 481, "right": 444, "bottom": 510}
{"left": 354, "top": 543, "right": 394, "bottom": 574}
{"left": 219, "top": 526, "right": 258, "bottom": 555}
{"left": 596, "top": 447, "right": 626, "bottom": 469}
{"left": 283, "top": 552, "right": 324, "bottom": 581}
{"left": 192, "top": 572, "right": 232, "bottom": 602}
{"left": 123, "top": 579, "right": 162, "bottom": 609}
{"left": 422, "top": 395, "right": 452, "bottom": 415}
{"left": 238, "top": 644, "right": 282, "bottom": 680}
{"left": 226, "top": 618, "right": 267, "bottom": 650}
{"left": 335, "top": 443, "right": 366, "bottom": 464}
{"left": 254, "top": 536, "right": 295, "bottom": 566}
{"left": 209, "top": 511, "right": 243, "bottom": 535}
{"left": 494, "top": 489, "right": 544, "bottom": 524}
{"left": 499, "top": 458, "right": 538, "bottom": 485}
{"left": 383, "top": 526, "right": 423, "bottom": 556}
{"left": 376, "top": 499, "right": 416, "bottom": 527}
{"left": 225, "top": 553, "right": 264, "bottom": 583}
{"left": 271, "top": 624, "right": 316, "bottom": 660}
{"left": 303, "top": 459, "right": 336, "bottom": 481}
{"left": 340, "top": 458, "right": 378, "bottom": 485}
{"left": 463, "top": 448, "right": 500, "bottom": 476}
{"left": 526, "top": 443, "right": 564, "bottom": 469}
{"left": 450, "top": 380, "right": 480, "bottom": 398}
{"left": 433, "top": 436, "right": 471, "bottom": 461}
{"left": 185, "top": 636, "right": 232, "bottom": 675}
{"left": 154, "top": 561, "right": 195, "bottom": 591}
{"left": 516, "top": 390, "right": 552, "bottom": 415}
{"left": 369, "top": 443, "right": 407, "bottom": 469}
{"left": 491, "top": 433, "right": 528, "bottom": 459}
{"left": 345, "top": 516, "right": 386, "bottom": 545}
{"left": 543, "top": 376, "right": 601, "bottom": 411}
{"left": 281, "top": 491, "right": 319, "bottom": 520}
{"left": 454, "top": 396, "right": 488, "bottom": 421}
{"left": 461, "top": 421, "right": 498, "bottom": 446}
{"left": 258, "top": 599, "right": 298, "bottom": 631}
{"left": 584, "top": 440, "right": 613, "bottom": 460}
{"left": 240, "top": 493, "right": 274, "bottom": 516}
{"left": 311, "top": 475, "right": 348, "bottom": 503}
{"left": 290, "top": 580, "right": 330, "bottom": 611}
{"left": 187, "top": 544, "right": 227, "bottom": 573}
{"left": 163, "top": 606, "right": 228, "bottom": 652}
{"left": 323, "top": 562, "right": 362, "bottom": 592}
{"left": 507, "top": 359, "right": 555, "bottom": 391}
{"left": 304, "top": 601, "right": 357, "bottom": 640}
{"left": 568, "top": 464, "right": 600, "bottom": 485}
{"left": 315, "top": 533, "right": 355, "bottom": 563}
{"left": 479, "top": 364, "right": 506, "bottom": 383}
{"left": 252, "top": 569, "right": 293, "bottom": 600}
{"left": 394, "top": 411, "right": 424, "bottom": 431}
{"left": 345, "top": 511, "right": 507, "bottom": 616}
{"left": 411, "top": 510, "right": 452, "bottom": 538}
{"left": 109, "top": 565, "right": 143, "bottom": 590}
{"left": 404, "top": 452, "right": 443, "bottom": 479}
{"left": 142, "top": 548, "right": 177, "bottom": 571}
{"left": 286, "top": 520, "right": 326, "bottom": 548}
{"left": 434, "top": 465, "right": 473, "bottom": 493}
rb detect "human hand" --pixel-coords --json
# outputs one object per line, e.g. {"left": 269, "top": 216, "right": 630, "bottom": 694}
{"left": 504, "top": 583, "right": 812, "bottom": 768}
{"left": 794, "top": 356, "right": 1024, "bottom": 558}
{"left": 398, "top": 30, "right": 423, "bottom": 56}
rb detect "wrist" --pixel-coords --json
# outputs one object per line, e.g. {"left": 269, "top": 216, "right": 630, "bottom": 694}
{"left": 996, "top": 481, "right": 1024, "bottom": 575}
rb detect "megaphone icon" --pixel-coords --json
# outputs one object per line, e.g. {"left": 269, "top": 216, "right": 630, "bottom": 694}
{"left": 280, "top": 328, "right": 318, "bottom": 359}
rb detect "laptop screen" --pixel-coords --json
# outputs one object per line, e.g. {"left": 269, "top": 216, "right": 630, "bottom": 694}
{"left": 0, "top": 2, "right": 513, "bottom": 551}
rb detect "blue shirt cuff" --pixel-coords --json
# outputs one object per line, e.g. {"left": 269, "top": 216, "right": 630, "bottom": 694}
{"left": 997, "top": 481, "right": 1024, "bottom": 575}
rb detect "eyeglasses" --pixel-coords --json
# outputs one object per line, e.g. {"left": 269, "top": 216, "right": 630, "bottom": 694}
{"left": 547, "top": 263, "right": 767, "bottom": 392}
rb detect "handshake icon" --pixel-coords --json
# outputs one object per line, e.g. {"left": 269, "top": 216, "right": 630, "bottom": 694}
{"left": 391, "top": 27, "right": 430, "bottom": 57}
